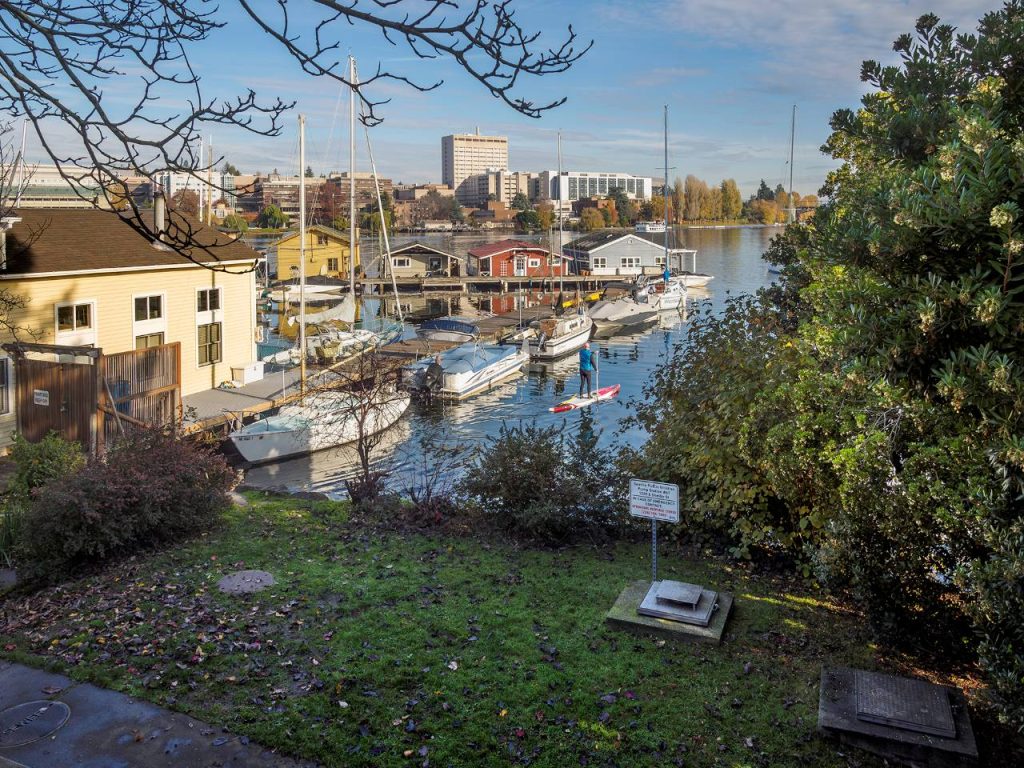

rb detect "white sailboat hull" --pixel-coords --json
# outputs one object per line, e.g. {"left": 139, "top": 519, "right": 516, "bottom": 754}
{"left": 529, "top": 314, "right": 593, "bottom": 359}
{"left": 229, "top": 389, "right": 410, "bottom": 463}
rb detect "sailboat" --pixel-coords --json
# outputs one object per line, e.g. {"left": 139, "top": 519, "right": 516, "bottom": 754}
{"left": 525, "top": 132, "right": 593, "bottom": 358}
{"left": 230, "top": 91, "right": 409, "bottom": 463}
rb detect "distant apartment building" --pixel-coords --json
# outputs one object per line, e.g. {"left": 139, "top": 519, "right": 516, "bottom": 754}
{"left": 12, "top": 164, "right": 107, "bottom": 208}
{"left": 535, "top": 170, "right": 653, "bottom": 213}
{"left": 441, "top": 132, "right": 509, "bottom": 206}
{"left": 459, "top": 169, "right": 533, "bottom": 207}
{"left": 155, "top": 171, "right": 214, "bottom": 213}
{"left": 393, "top": 183, "right": 454, "bottom": 202}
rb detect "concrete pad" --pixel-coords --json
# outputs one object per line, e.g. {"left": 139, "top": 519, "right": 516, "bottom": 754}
{"left": 0, "top": 664, "right": 314, "bottom": 767}
{"left": 0, "top": 665, "right": 74, "bottom": 709}
{"left": 605, "top": 580, "right": 734, "bottom": 644}
{"left": 819, "top": 667, "right": 978, "bottom": 767}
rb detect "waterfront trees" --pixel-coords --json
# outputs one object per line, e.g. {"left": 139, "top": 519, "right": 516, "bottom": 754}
{"left": 636, "top": 4, "right": 1024, "bottom": 730}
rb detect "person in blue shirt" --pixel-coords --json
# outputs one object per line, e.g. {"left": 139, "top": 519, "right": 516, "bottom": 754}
{"left": 578, "top": 341, "right": 597, "bottom": 397}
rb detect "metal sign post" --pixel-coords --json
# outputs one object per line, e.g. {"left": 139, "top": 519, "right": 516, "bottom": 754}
{"left": 629, "top": 479, "right": 679, "bottom": 583}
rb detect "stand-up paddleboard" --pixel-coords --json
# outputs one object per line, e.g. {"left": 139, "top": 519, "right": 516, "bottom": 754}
{"left": 549, "top": 384, "right": 621, "bottom": 413}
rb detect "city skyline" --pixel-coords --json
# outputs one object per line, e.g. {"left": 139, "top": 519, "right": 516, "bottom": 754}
{"left": 19, "top": 0, "right": 998, "bottom": 200}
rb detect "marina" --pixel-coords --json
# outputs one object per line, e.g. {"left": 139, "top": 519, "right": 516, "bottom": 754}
{"left": 237, "top": 225, "right": 778, "bottom": 496}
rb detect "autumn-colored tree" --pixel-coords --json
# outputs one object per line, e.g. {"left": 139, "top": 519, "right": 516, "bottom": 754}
{"left": 683, "top": 175, "right": 707, "bottom": 220}
{"left": 169, "top": 189, "right": 200, "bottom": 216}
{"left": 672, "top": 177, "right": 685, "bottom": 225}
{"left": 579, "top": 208, "right": 604, "bottom": 231}
{"left": 720, "top": 179, "right": 742, "bottom": 220}
{"left": 700, "top": 186, "right": 723, "bottom": 220}
{"left": 536, "top": 202, "right": 554, "bottom": 231}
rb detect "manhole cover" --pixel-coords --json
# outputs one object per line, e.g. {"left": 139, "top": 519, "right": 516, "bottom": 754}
{"left": 0, "top": 700, "right": 71, "bottom": 748}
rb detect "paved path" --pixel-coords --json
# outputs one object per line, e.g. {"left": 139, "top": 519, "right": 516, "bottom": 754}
{"left": 0, "top": 661, "right": 316, "bottom": 768}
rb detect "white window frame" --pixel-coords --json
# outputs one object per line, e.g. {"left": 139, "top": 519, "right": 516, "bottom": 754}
{"left": 393, "top": 257, "right": 411, "bottom": 268}
{"left": 620, "top": 256, "right": 641, "bottom": 269}
{"left": 528, "top": 258, "right": 541, "bottom": 268}
{"left": 196, "top": 287, "right": 222, "bottom": 325}
{"left": 55, "top": 299, "right": 98, "bottom": 346}
{"left": 133, "top": 292, "right": 167, "bottom": 342}
{"left": 326, "top": 257, "right": 339, "bottom": 272}
{"left": 654, "top": 255, "right": 666, "bottom": 266}
{"left": 592, "top": 256, "right": 607, "bottom": 269}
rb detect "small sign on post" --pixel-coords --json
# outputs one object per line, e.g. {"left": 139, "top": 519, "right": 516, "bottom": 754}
{"left": 629, "top": 479, "right": 679, "bottom": 582}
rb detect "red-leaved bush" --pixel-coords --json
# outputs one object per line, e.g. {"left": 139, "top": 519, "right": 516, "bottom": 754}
{"left": 17, "top": 430, "right": 234, "bottom": 582}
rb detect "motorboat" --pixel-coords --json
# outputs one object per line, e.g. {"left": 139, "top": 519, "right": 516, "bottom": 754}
{"left": 415, "top": 316, "right": 480, "bottom": 344}
{"left": 402, "top": 340, "right": 529, "bottom": 399}
{"left": 528, "top": 313, "right": 593, "bottom": 359}
{"left": 229, "top": 387, "right": 411, "bottom": 463}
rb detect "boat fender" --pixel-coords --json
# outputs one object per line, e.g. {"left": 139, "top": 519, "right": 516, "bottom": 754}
{"left": 538, "top": 331, "right": 548, "bottom": 351}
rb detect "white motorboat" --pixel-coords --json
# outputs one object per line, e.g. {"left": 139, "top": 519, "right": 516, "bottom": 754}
{"left": 402, "top": 340, "right": 529, "bottom": 399}
{"left": 529, "top": 313, "right": 593, "bottom": 359}
{"left": 229, "top": 387, "right": 411, "bottom": 463}
{"left": 658, "top": 279, "right": 687, "bottom": 310}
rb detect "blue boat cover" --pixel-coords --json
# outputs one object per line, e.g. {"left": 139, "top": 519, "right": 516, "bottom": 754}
{"left": 419, "top": 319, "right": 478, "bottom": 337}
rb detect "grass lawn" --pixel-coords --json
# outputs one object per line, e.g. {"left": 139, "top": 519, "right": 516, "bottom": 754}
{"left": 0, "top": 495, "right": 992, "bottom": 767}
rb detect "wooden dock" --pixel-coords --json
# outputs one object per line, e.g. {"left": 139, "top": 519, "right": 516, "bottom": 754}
{"left": 184, "top": 300, "right": 580, "bottom": 436}
{"left": 362, "top": 274, "right": 617, "bottom": 294}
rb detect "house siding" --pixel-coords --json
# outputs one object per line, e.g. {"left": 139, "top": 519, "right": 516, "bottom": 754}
{"left": 585, "top": 236, "right": 666, "bottom": 276}
{"left": 275, "top": 231, "right": 356, "bottom": 281}
{"left": 2, "top": 265, "right": 256, "bottom": 405}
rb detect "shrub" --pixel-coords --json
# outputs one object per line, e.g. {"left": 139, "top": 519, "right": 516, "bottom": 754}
{"left": 462, "top": 416, "right": 627, "bottom": 544}
{"left": 1, "top": 433, "right": 85, "bottom": 568}
{"left": 16, "top": 429, "right": 234, "bottom": 582}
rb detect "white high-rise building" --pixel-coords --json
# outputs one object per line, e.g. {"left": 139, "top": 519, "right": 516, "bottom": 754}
{"left": 535, "top": 170, "right": 653, "bottom": 214}
{"left": 441, "top": 132, "right": 509, "bottom": 205}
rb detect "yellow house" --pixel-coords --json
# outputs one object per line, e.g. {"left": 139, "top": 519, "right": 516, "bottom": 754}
{"left": 274, "top": 225, "right": 357, "bottom": 282}
{"left": 0, "top": 208, "right": 259, "bottom": 448}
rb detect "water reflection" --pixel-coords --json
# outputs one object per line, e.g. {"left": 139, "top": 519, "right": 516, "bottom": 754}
{"left": 241, "top": 226, "right": 777, "bottom": 497}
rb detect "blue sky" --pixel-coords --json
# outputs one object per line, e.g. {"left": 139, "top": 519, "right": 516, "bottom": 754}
{"left": 27, "top": 0, "right": 1000, "bottom": 200}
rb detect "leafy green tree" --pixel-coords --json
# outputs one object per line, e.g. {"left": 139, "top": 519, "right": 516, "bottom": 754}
{"left": 579, "top": 208, "right": 603, "bottom": 231}
{"left": 511, "top": 192, "right": 531, "bottom": 211}
{"left": 515, "top": 209, "right": 540, "bottom": 230}
{"left": 448, "top": 198, "right": 464, "bottom": 224}
{"left": 637, "top": 4, "right": 1024, "bottom": 732}
{"left": 304, "top": 165, "right": 314, "bottom": 178}
{"left": 257, "top": 204, "right": 288, "bottom": 228}
{"left": 221, "top": 161, "right": 241, "bottom": 175}
{"left": 606, "top": 186, "right": 635, "bottom": 225}
{"left": 221, "top": 213, "right": 248, "bottom": 233}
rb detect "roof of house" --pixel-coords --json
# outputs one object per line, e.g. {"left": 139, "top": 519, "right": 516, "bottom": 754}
{"left": 390, "top": 241, "right": 464, "bottom": 261}
{"left": 3, "top": 208, "right": 259, "bottom": 276}
{"left": 467, "top": 239, "right": 550, "bottom": 259}
{"left": 565, "top": 229, "right": 697, "bottom": 254}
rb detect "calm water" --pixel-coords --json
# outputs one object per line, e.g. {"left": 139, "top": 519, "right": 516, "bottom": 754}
{"left": 242, "top": 226, "right": 779, "bottom": 496}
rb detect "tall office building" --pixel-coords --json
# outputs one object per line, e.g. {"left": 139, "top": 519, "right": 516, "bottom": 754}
{"left": 441, "top": 132, "right": 509, "bottom": 205}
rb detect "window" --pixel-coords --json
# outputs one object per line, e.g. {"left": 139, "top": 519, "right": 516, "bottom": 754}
{"left": 327, "top": 258, "right": 339, "bottom": 272}
{"left": 134, "top": 295, "right": 162, "bottom": 322}
{"left": 593, "top": 256, "right": 607, "bottom": 269}
{"left": 197, "top": 322, "right": 222, "bottom": 366}
{"left": 317, "top": 234, "right": 328, "bottom": 246}
{"left": 197, "top": 288, "right": 221, "bottom": 313}
{"left": 621, "top": 256, "right": 641, "bottom": 268}
{"left": 393, "top": 257, "right": 411, "bottom": 268}
{"left": 655, "top": 255, "right": 666, "bottom": 266}
{"left": 0, "top": 357, "right": 9, "bottom": 415}
{"left": 57, "top": 302, "right": 92, "bottom": 332}
{"left": 136, "top": 332, "right": 165, "bottom": 350}
{"left": 528, "top": 258, "right": 541, "bottom": 268}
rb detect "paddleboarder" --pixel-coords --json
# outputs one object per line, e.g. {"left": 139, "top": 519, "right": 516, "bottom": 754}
{"left": 578, "top": 341, "right": 597, "bottom": 398}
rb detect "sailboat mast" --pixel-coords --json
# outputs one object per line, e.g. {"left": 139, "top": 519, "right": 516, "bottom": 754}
{"left": 663, "top": 105, "right": 669, "bottom": 272}
{"left": 363, "top": 120, "right": 403, "bottom": 324}
{"left": 298, "top": 115, "right": 307, "bottom": 394}
{"left": 557, "top": 131, "right": 563, "bottom": 294}
{"left": 787, "top": 104, "right": 796, "bottom": 224}
{"left": 349, "top": 56, "right": 357, "bottom": 295}
{"left": 14, "top": 120, "right": 27, "bottom": 207}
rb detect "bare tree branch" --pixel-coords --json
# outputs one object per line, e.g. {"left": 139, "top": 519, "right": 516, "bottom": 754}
{"left": 0, "top": 1, "right": 588, "bottom": 263}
